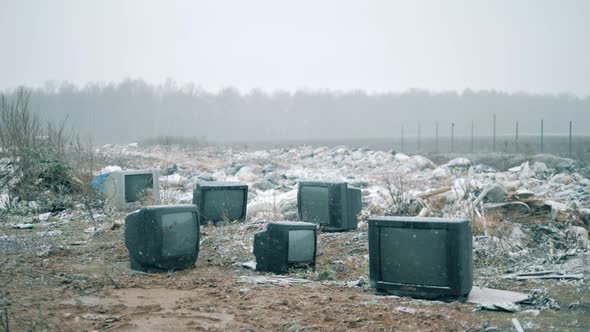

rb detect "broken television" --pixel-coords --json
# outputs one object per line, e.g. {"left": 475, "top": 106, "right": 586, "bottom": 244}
{"left": 297, "top": 181, "right": 362, "bottom": 231}
{"left": 253, "top": 221, "right": 317, "bottom": 274}
{"left": 125, "top": 204, "right": 200, "bottom": 272}
{"left": 368, "top": 216, "right": 473, "bottom": 301}
{"left": 193, "top": 181, "right": 248, "bottom": 224}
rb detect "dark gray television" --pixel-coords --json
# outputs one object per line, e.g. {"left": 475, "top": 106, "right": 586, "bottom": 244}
{"left": 253, "top": 221, "right": 317, "bottom": 274}
{"left": 125, "top": 204, "right": 200, "bottom": 272}
{"left": 297, "top": 181, "right": 362, "bottom": 232}
{"left": 368, "top": 217, "right": 472, "bottom": 301}
{"left": 193, "top": 181, "right": 248, "bottom": 224}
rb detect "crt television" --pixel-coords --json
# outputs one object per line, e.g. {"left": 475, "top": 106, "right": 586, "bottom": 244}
{"left": 369, "top": 217, "right": 472, "bottom": 301}
{"left": 92, "top": 169, "right": 160, "bottom": 210}
{"left": 125, "top": 204, "right": 200, "bottom": 272}
{"left": 297, "top": 181, "right": 362, "bottom": 232}
{"left": 253, "top": 221, "right": 317, "bottom": 274}
{"left": 193, "top": 181, "right": 248, "bottom": 224}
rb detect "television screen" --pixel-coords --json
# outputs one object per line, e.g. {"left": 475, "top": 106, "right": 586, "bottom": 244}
{"left": 299, "top": 186, "right": 330, "bottom": 225}
{"left": 161, "top": 212, "right": 199, "bottom": 258}
{"left": 124, "top": 173, "right": 154, "bottom": 203}
{"left": 369, "top": 217, "right": 472, "bottom": 301}
{"left": 202, "top": 189, "right": 246, "bottom": 221}
{"left": 288, "top": 229, "right": 316, "bottom": 262}
{"left": 379, "top": 228, "right": 448, "bottom": 286}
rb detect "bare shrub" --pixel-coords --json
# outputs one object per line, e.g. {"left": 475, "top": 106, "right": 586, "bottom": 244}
{"left": 70, "top": 137, "right": 108, "bottom": 225}
{"left": 381, "top": 173, "right": 422, "bottom": 216}
{"left": 0, "top": 89, "right": 103, "bottom": 216}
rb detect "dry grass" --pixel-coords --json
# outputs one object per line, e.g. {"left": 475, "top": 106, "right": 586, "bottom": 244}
{"left": 0, "top": 89, "right": 105, "bottom": 215}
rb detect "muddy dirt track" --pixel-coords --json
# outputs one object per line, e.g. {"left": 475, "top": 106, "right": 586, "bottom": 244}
{"left": 1, "top": 217, "right": 588, "bottom": 332}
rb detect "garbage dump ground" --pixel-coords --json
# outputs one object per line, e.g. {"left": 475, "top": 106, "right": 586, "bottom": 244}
{"left": 1, "top": 143, "right": 589, "bottom": 331}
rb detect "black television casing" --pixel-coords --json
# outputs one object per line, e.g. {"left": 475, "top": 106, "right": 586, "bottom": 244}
{"left": 193, "top": 181, "right": 248, "bottom": 224}
{"left": 297, "top": 181, "right": 362, "bottom": 232}
{"left": 253, "top": 221, "right": 317, "bottom": 274}
{"left": 125, "top": 204, "right": 200, "bottom": 272}
{"left": 368, "top": 217, "right": 472, "bottom": 301}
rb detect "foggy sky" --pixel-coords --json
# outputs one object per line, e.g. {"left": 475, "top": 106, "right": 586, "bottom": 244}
{"left": 1, "top": 0, "right": 589, "bottom": 96}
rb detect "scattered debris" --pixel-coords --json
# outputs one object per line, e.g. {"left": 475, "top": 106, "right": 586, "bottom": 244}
{"left": 37, "top": 212, "right": 52, "bottom": 222}
{"left": 110, "top": 219, "right": 125, "bottom": 230}
{"left": 239, "top": 261, "right": 257, "bottom": 270}
{"left": 36, "top": 230, "right": 62, "bottom": 237}
{"left": 483, "top": 201, "right": 530, "bottom": 212}
{"left": 416, "top": 186, "right": 451, "bottom": 199}
{"left": 394, "top": 306, "right": 417, "bottom": 314}
{"left": 11, "top": 223, "right": 34, "bottom": 229}
{"left": 330, "top": 277, "right": 367, "bottom": 288}
{"left": 81, "top": 313, "right": 120, "bottom": 322}
{"left": 477, "top": 302, "right": 521, "bottom": 313}
{"left": 523, "top": 288, "right": 561, "bottom": 310}
{"left": 511, "top": 318, "right": 525, "bottom": 332}
{"left": 236, "top": 275, "right": 314, "bottom": 286}
{"left": 474, "top": 183, "right": 508, "bottom": 205}
{"left": 567, "top": 226, "right": 589, "bottom": 250}
{"left": 467, "top": 287, "right": 529, "bottom": 311}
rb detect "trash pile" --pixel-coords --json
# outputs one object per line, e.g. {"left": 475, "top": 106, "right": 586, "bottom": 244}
{"left": 97, "top": 143, "right": 590, "bottom": 228}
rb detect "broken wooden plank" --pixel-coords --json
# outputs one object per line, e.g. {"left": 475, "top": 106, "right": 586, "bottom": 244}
{"left": 509, "top": 270, "right": 557, "bottom": 277}
{"left": 511, "top": 274, "right": 583, "bottom": 281}
{"left": 503, "top": 270, "right": 583, "bottom": 280}
{"left": 416, "top": 186, "right": 451, "bottom": 199}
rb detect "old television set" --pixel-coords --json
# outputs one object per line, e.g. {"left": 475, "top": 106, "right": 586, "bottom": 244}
{"left": 125, "top": 204, "right": 200, "bottom": 272}
{"left": 253, "top": 221, "right": 317, "bottom": 274}
{"left": 369, "top": 217, "right": 473, "bottom": 301}
{"left": 193, "top": 181, "right": 248, "bottom": 224}
{"left": 297, "top": 181, "right": 362, "bottom": 232}
{"left": 92, "top": 169, "right": 160, "bottom": 210}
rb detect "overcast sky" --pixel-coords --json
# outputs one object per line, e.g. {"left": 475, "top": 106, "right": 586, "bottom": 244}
{"left": 1, "top": 0, "right": 589, "bottom": 95}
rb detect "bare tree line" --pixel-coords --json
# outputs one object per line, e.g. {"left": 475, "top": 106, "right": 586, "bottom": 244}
{"left": 1, "top": 79, "right": 589, "bottom": 144}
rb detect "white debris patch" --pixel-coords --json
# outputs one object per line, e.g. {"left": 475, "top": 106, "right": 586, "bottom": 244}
{"left": 93, "top": 144, "right": 590, "bottom": 228}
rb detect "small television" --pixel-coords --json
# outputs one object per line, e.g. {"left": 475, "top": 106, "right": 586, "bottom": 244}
{"left": 125, "top": 204, "right": 200, "bottom": 272}
{"left": 92, "top": 169, "right": 160, "bottom": 210}
{"left": 297, "top": 181, "right": 362, "bottom": 232}
{"left": 253, "top": 221, "right": 317, "bottom": 274}
{"left": 369, "top": 217, "right": 472, "bottom": 301}
{"left": 193, "top": 181, "right": 248, "bottom": 224}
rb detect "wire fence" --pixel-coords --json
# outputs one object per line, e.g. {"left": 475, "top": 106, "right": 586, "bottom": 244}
{"left": 394, "top": 117, "right": 588, "bottom": 161}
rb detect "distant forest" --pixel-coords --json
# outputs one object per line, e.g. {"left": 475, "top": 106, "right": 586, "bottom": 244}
{"left": 2, "top": 79, "right": 589, "bottom": 144}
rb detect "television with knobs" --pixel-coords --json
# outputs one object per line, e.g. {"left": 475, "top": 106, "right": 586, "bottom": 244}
{"left": 125, "top": 204, "right": 200, "bottom": 272}
{"left": 297, "top": 181, "right": 362, "bottom": 232}
{"left": 91, "top": 169, "right": 160, "bottom": 210}
{"left": 193, "top": 181, "right": 248, "bottom": 224}
{"left": 368, "top": 216, "right": 473, "bottom": 301}
{"left": 253, "top": 221, "right": 317, "bottom": 274}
